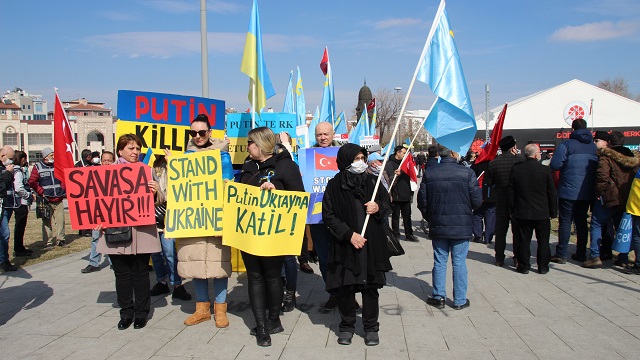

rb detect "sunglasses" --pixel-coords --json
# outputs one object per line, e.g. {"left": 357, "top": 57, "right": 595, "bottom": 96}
{"left": 189, "top": 130, "right": 209, "bottom": 138}
{"left": 247, "top": 140, "right": 255, "bottom": 146}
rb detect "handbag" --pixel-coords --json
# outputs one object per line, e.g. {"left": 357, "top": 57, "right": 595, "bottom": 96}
{"left": 385, "top": 224, "right": 405, "bottom": 257}
{"left": 104, "top": 226, "right": 133, "bottom": 244}
{"left": 612, "top": 212, "right": 633, "bottom": 253}
{"left": 35, "top": 195, "right": 50, "bottom": 219}
{"left": 155, "top": 202, "right": 167, "bottom": 229}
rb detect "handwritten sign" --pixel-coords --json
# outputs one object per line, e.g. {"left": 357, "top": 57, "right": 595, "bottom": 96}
{"left": 297, "top": 147, "right": 340, "bottom": 224}
{"left": 116, "top": 90, "right": 225, "bottom": 159}
{"left": 222, "top": 182, "right": 309, "bottom": 256}
{"left": 165, "top": 150, "right": 224, "bottom": 238}
{"left": 226, "top": 112, "right": 298, "bottom": 164}
{"left": 65, "top": 163, "right": 155, "bottom": 230}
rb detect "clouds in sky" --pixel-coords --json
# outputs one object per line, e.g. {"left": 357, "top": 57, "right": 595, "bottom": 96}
{"left": 374, "top": 18, "right": 422, "bottom": 29}
{"left": 141, "top": 0, "right": 243, "bottom": 14}
{"left": 550, "top": 21, "right": 639, "bottom": 42}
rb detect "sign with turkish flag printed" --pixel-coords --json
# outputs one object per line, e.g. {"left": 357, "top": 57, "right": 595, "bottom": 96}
{"left": 297, "top": 146, "right": 340, "bottom": 224}
{"left": 64, "top": 163, "right": 156, "bottom": 230}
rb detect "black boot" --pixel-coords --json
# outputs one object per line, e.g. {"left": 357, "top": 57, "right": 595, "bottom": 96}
{"left": 283, "top": 288, "right": 296, "bottom": 312}
{"left": 255, "top": 325, "right": 271, "bottom": 347}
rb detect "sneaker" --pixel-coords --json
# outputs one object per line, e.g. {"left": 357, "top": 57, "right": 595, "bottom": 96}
{"left": 426, "top": 296, "right": 445, "bottom": 309}
{"left": 452, "top": 299, "right": 471, "bottom": 310}
{"left": 81, "top": 265, "right": 100, "bottom": 273}
{"left": 582, "top": 257, "right": 602, "bottom": 269}
{"left": 171, "top": 285, "right": 192, "bottom": 300}
{"left": 623, "top": 264, "right": 640, "bottom": 275}
{"left": 1, "top": 260, "right": 18, "bottom": 272}
{"left": 57, "top": 241, "right": 70, "bottom": 248}
{"left": 322, "top": 295, "right": 338, "bottom": 312}
{"left": 43, "top": 244, "right": 56, "bottom": 250}
{"left": 150, "top": 282, "right": 170, "bottom": 296}
{"left": 550, "top": 256, "right": 566, "bottom": 264}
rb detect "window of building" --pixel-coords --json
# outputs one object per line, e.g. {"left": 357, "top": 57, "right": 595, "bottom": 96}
{"left": 28, "top": 133, "right": 52, "bottom": 145}
{"left": 83, "top": 112, "right": 88, "bottom": 116}
{"left": 12, "top": 111, "right": 17, "bottom": 115}
{"left": 87, "top": 130, "right": 105, "bottom": 146}
{"left": 0, "top": 110, "right": 5, "bottom": 115}
{"left": 22, "top": 116, "right": 26, "bottom": 120}
{"left": 22, "top": 105, "right": 25, "bottom": 109}
{"left": 29, "top": 151, "right": 43, "bottom": 165}
{"left": 28, "top": 105, "right": 31, "bottom": 110}
{"left": 3, "top": 133, "right": 18, "bottom": 146}
{"left": 35, "top": 103, "right": 42, "bottom": 112}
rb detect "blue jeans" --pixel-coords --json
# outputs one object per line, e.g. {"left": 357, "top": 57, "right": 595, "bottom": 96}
{"left": 473, "top": 203, "right": 496, "bottom": 243}
{"left": 0, "top": 209, "right": 11, "bottom": 263}
{"left": 589, "top": 200, "right": 619, "bottom": 259}
{"left": 556, "top": 198, "right": 591, "bottom": 259}
{"left": 192, "top": 277, "right": 228, "bottom": 303}
{"left": 150, "top": 232, "right": 182, "bottom": 286}
{"left": 282, "top": 256, "right": 298, "bottom": 290}
{"left": 89, "top": 230, "right": 111, "bottom": 267}
{"left": 431, "top": 238, "right": 470, "bottom": 306}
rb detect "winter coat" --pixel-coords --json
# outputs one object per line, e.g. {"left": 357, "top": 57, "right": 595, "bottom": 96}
{"left": 385, "top": 156, "right": 413, "bottom": 202}
{"left": 96, "top": 224, "right": 161, "bottom": 255}
{"left": 509, "top": 158, "right": 558, "bottom": 220}
{"left": 176, "top": 139, "right": 232, "bottom": 280}
{"left": 418, "top": 156, "right": 482, "bottom": 239}
{"left": 596, "top": 146, "right": 640, "bottom": 209}
{"left": 550, "top": 129, "right": 598, "bottom": 201}
{"left": 485, "top": 152, "right": 523, "bottom": 210}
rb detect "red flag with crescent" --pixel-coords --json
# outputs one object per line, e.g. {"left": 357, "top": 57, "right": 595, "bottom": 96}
{"left": 315, "top": 152, "right": 338, "bottom": 171}
{"left": 53, "top": 89, "right": 75, "bottom": 184}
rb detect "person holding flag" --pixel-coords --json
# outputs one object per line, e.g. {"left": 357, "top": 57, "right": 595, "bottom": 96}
{"left": 385, "top": 146, "right": 418, "bottom": 242}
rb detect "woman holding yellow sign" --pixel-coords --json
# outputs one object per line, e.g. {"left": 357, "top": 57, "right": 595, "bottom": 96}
{"left": 239, "top": 127, "right": 304, "bottom": 347}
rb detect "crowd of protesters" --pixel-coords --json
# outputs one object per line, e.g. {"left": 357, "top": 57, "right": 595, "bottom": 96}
{"left": 2, "top": 115, "right": 640, "bottom": 348}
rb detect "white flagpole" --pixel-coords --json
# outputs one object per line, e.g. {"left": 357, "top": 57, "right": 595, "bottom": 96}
{"left": 360, "top": 0, "right": 446, "bottom": 235}
{"left": 252, "top": 80, "right": 257, "bottom": 129}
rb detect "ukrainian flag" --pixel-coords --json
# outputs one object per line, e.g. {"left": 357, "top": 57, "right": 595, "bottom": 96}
{"left": 241, "top": 0, "right": 275, "bottom": 112}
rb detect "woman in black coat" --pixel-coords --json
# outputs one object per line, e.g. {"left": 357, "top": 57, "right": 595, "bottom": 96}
{"left": 322, "top": 143, "right": 392, "bottom": 346}
{"left": 239, "top": 127, "right": 304, "bottom": 347}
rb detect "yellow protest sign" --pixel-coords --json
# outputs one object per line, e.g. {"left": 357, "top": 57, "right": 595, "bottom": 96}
{"left": 222, "top": 182, "right": 310, "bottom": 256}
{"left": 165, "top": 150, "right": 224, "bottom": 238}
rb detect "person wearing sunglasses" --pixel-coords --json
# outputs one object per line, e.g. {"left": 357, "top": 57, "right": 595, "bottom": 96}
{"left": 176, "top": 114, "right": 233, "bottom": 329}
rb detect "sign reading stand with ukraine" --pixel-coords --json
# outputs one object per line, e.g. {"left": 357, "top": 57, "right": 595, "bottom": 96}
{"left": 116, "top": 90, "right": 225, "bottom": 157}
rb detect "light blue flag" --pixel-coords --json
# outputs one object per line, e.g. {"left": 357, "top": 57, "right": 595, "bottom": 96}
{"left": 369, "top": 106, "right": 377, "bottom": 136}
{"left": 318, "top": 47, "right": 335, "bottom": 124}
{"left": 362, "top": 108, "right": 370, "bottom": 137}
{"left": 381, "top": 138, "right": 395, "bottom": 156}
{"left": 334, "top": 111, "right": 347, "bottom": 134}
{"left": 283, "top": 70, "right": 294, "bottom": 113}
{"left": 308, "top": 106, "right": 320, "bottom": 147}
{"left": 416, "top": 1, "right": 476, "bottom": 154}
{"left": 295, "top": 66, "right": 306, "bottom": 126}
{"left": 349, "top": 111, "right": 367, "bottom": 144}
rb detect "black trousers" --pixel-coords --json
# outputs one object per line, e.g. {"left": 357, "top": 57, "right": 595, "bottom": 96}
{"left": 515, "top": 219, "right": 551, "bottom": 271}
{"left": 494, "top": 203, "right": 519, "bottom": 262}
{"left": 338, "top": 286, "right": 379, "bottom": 333}
{"left": 9, "top": 205, "right": 29, "bottom": 251}
{"left": 241, "top": 251, "right": 284, "bottom": 326}
{"left": 110, "top": 254, "right": 151, "bottom": 319}
{"left": 391, "top": 201, "right": 413, "bottom": 236}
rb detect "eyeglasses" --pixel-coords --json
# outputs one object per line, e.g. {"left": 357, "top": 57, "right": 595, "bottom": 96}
{"left": 189, "top": 130, "right": 209, "bottom": 138}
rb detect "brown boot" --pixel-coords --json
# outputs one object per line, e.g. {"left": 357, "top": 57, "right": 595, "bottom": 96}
{"left": 214, "top": 302, "right": 229, "bottom": 328}
{"left": 184, "top": 301, "right": 211, "bottom": 326}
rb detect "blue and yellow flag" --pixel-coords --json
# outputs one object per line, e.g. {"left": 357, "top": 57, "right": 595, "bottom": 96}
{"left": 416, "top": 0, "right": 475, "bottom": 154}
{"left": 295, "top": 66, "right": 306, "bottom": 126}
{"left": 334, "top": 111, "right": 347, "bottom": 134}
{"left": 349, "top": 110, "right": 368, "bottom": 145}
{"left": 241, "top": 0, "right": 275, "bottom": 112}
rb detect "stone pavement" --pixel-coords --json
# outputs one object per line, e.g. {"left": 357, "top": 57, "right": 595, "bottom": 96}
{"left": 2, "top": 215, "right": 640, "bottom": 359}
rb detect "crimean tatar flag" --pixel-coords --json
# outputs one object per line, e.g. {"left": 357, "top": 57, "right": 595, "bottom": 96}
{"left": 417, "top": 0, "right": 476, "bottom": 155}
{"left": 241, "top": 0, "right": 275, "bottom": 112}
{"left": 53, "top": 89, "right": 75, "bottom": 184}
{"left": 283, "top": 70, "right": 295, "bottom": 114}
{"left": 334, "top": 111, "right": 347, "bottom": 134}
{"left": 295, "top": 66, "right": 306, "bottom": 126}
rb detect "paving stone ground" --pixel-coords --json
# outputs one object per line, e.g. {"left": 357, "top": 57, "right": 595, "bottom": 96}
{"left": 2, "top": 204, "right": 640, "bottom": 360}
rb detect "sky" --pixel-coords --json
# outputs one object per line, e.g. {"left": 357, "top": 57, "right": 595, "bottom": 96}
{"left": 1, "top": 0, "right": 639, "bottom": 119}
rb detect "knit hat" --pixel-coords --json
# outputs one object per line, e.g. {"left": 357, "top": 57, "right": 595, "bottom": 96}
{"left": 593, "top": 131, "right": 610, "bottom": 142}
{"left": 498, "top": 135, "right": 516, "bottom": 151}
{"left": 41, "top": 147, "right": 53, "bottom": 158}
{"left": 367, "top": 144, "right": 381, "bottom": 153}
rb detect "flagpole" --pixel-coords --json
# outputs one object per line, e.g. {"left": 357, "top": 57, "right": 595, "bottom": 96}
{"left": 252, "top": 81, "right": 257, "bottom": 129}
{"left": 359, "top": 1, "right": 445, "bottom": 235}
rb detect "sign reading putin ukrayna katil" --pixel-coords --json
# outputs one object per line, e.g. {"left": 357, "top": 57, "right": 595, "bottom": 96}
{"left": 116, "top": 90, "right": 226, "bottom": 157}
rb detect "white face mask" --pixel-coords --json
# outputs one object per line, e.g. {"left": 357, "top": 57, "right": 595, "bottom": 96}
{"left": 91, "top": 157, "right": 100, "bottom": 164}
{"left": 48, "top": 159, "right": 54, "bottom": 164}
{"left": 347, "top": 160, "right": 368, "bottom": 174}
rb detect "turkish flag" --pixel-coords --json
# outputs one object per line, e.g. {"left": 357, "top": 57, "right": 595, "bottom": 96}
{"left": 320, "top": 47, "right": 329, "bottom": 76}
{"left": 53, "top": 89, "right": 75, "bottom": 184}
{"left": 367, "top": 98, "right": 376, "bottom": 111}
{"left": 475, "top": 103, "right": 508, "bottom": 164}
{"left": 315, "top": 152, "right": 338, "bottom": 171}
{"left": 400, "top": 153, "right": 418, "bottom": 184}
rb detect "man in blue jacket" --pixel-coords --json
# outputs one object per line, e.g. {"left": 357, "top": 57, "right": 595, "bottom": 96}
{"left": 417, "top": 144, "right": 482, "bottom": 310}
{"left": 550, "top": 118, "right": 598, "bottom": 263}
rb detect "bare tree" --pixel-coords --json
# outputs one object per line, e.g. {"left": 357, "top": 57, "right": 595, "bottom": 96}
{"left": 597, "top": 77, "right": 633, "bottom": 99}
{"left": 374, "top": 88, "right": 407, "bottom": 144}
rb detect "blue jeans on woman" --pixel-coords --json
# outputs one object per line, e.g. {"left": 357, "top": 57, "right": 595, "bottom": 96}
{"left": 281, "top": 256, "right": 298, "bottom": 290}
{"left": 431, "top": 238, "right": 470, "bottom": 306}
{"left": 589, "top": 200, "right": 621, "bottom": 259}
{"left": 192, "top": 277, "right": 228, "bottom": 303}
{"left": 89, "top": 230, "right": 111, "bottom": 267}
{"left": 150, "top": 232, "right": 181, "bottom": 286}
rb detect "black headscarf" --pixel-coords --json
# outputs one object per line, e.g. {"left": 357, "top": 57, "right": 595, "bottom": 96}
{"left": 337, "top": 143, "right": 368, "bottom": 201}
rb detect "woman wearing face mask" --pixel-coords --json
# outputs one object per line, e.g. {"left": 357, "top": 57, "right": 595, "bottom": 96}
{"left": 322, "top": 143, "right": 392, "bottom": 347}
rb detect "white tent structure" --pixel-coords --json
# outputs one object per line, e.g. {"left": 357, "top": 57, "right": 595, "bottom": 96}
{"left": 474, "top": 79, "right": 640, "bottom": 151}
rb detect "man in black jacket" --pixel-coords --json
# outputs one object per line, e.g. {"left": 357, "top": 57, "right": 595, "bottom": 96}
{"left": 509, "top": 144, "right": 558, "bottom": 274}
{"left": 385, "top": 146, "right": 418, "bottom": 242}
{"left": 418, "top": 144, "right": 482, "bottom": 310}
{"left": 485, "top": 136, "right": 523, "bottom": 267}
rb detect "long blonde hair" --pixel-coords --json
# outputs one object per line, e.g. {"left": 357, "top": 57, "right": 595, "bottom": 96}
{"left": 247, "top": 127, "right": 276, "bottom": 157}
